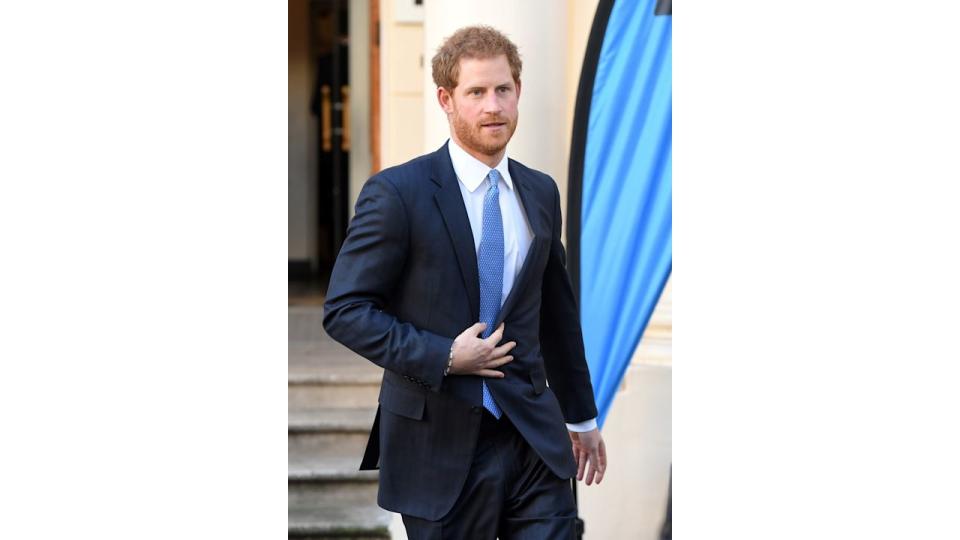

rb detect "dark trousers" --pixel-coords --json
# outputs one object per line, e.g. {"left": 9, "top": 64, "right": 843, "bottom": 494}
{"left": 401, "top": 412, "right": 577, "bottom": 540}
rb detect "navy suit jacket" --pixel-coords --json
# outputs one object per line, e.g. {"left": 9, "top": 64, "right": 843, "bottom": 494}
{"left": 323, "top": 142, "right": 598, "bottom": 520}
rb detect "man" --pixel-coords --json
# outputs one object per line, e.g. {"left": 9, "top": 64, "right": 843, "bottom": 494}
{"left": 323, "top": 25, "right": 606, "bottom": 539}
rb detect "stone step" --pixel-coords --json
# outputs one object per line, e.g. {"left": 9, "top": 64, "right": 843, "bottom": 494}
{"left": 290, "top": 381, "right": 381, "bottom": 410}
{"left": 288, "top": 318, "right": 383, "bottom": 413}
{"left": 289, "top": 305, "right": 382, "bottom": 383}
{"left": 289, "top": 342, "right": 384, "bottom": 385}
{"left": 289, "top": 306, "right": 329, "bottom": 343}
{"left": 290, "top": 407, "right": 376, "bottom": 433}
{"left": 289, "top": 481, "right": 391, "bottom": 538}
{"left": 289, "top": 427, "right": 377, "bottom": 483}
{"left": 291, "top": 537, "right": 389, "bottom": 540}
{"left": 290, "top": 537, "right": 389, "bottom": 540}
{"left": 289, "top": 307, "right": 391, "bottom": 538}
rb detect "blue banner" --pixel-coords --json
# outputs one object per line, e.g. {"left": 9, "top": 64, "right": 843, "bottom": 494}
{"left": 574, "top": 0, "right": 672, "bottom": 427}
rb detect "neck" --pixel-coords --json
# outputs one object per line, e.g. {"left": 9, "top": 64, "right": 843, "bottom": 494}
{"left": 450, "top": 134, "right": 505, "bottom": 169}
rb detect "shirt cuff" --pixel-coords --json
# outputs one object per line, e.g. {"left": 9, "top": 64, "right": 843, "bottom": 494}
{"left": 565, "top": 418, "right": 598, "bottom": 432}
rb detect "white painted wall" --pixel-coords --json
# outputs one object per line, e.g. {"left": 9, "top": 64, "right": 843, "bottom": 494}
{"left": 379, "top": 0, "right": 426, "bottom": 170}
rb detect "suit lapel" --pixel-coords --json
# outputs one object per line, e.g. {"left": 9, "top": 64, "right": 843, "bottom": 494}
{"left": 431, "top": 143, "right": 481, "bottom": 321}
{"left": 494, "top": 159, "right": 549, "bottom": 328}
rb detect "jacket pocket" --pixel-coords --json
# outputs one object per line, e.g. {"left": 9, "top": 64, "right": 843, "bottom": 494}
{"left": 379, "top": 376, "right": 426, "bottom": 420}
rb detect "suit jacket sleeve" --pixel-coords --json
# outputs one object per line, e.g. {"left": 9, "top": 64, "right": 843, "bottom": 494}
{"left": 539, "top": 180, "right": 599, "bottom": 423}
{"left": 323, "top": 175, "right": 452, "bottom": 391}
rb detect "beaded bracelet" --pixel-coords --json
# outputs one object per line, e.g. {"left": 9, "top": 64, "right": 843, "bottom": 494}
{"left": 444, "top": 346, "right": 455, "bottom": 376}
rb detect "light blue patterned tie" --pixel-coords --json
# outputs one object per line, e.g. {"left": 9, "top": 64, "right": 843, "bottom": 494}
{"left": 478, "top": 169, "right": 504, "bottom": 419}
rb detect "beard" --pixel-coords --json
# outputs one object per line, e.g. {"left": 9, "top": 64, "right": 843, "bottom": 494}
{"left": 450, "top": 106, "right": 517, "bottom": 158}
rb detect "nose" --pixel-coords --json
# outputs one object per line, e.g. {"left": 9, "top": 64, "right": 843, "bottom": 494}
{"left": 482, "top": 91, "right": 502, "bottom": 115}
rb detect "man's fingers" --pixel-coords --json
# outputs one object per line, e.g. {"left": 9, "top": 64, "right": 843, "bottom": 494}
{"left": 586, "top": 447, "right": 602, "bottom": 485}
{"left": 594, "top": 443, "right": 606, "bottom": 484}
{"left": 483, "top": 355, "right": 514, "bottom": 368}
{"left": 484, "top": 322, "right": 505, "bottom": 345}
{"left": 585, "top": 456, "right": 597, "bottom": 486}
{"left": 491, "top": 340, "right": 517, "bottom": 358}
{"left": 585, "top": 447, "right": 598, "bottom": 485}
{"left": 473, "top": 369, "right": 505, "bottom": 378}
{"left": 470, "top": 322, "right": 488, "bottom": 336}
{"left": 573, "top": 433, "right": 606, "bottom": 486}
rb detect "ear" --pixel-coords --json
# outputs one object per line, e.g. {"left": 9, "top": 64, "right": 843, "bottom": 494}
{"left": 515, "top": 79, "right": 522, "bottom": 100}
{"left": 437, "top": 86, "right": 455, "bottom": 115}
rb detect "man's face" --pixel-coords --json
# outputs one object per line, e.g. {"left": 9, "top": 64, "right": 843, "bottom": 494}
{"left": 440, "top": 55, "right": 520, "bottom": 160}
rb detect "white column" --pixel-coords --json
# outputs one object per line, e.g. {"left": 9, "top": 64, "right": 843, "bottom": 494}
{"left": 348, "top": 0, "right": 371, "bottom": 220}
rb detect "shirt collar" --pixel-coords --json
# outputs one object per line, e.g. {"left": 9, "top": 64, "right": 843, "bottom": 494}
{"left": 447, "top": 138, "right": 513, "bottom": 193}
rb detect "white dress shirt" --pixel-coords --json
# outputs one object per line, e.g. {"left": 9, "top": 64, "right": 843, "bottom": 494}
{"left": 448, "top": 139, "right": 597, "bottom": 433}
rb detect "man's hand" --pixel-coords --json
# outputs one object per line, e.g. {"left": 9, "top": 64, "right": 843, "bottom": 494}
{"left": 449, "top": 322, "right": 516, "bottom": 378}
{"left": 570, "top": 428, "right": 607, "bottom": 486}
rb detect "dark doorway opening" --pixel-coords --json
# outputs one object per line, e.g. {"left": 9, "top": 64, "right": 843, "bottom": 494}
{"left": 290, "top": 0, "right": 350, "bottom": 302}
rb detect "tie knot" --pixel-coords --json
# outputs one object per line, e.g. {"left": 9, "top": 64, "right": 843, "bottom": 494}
{"left": 487, "top": 169, "right": 502, "bottom": 190}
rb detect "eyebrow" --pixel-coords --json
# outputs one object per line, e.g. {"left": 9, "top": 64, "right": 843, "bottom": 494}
{"left": 463, "top": 83, "right": 513, "bottom": 93}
